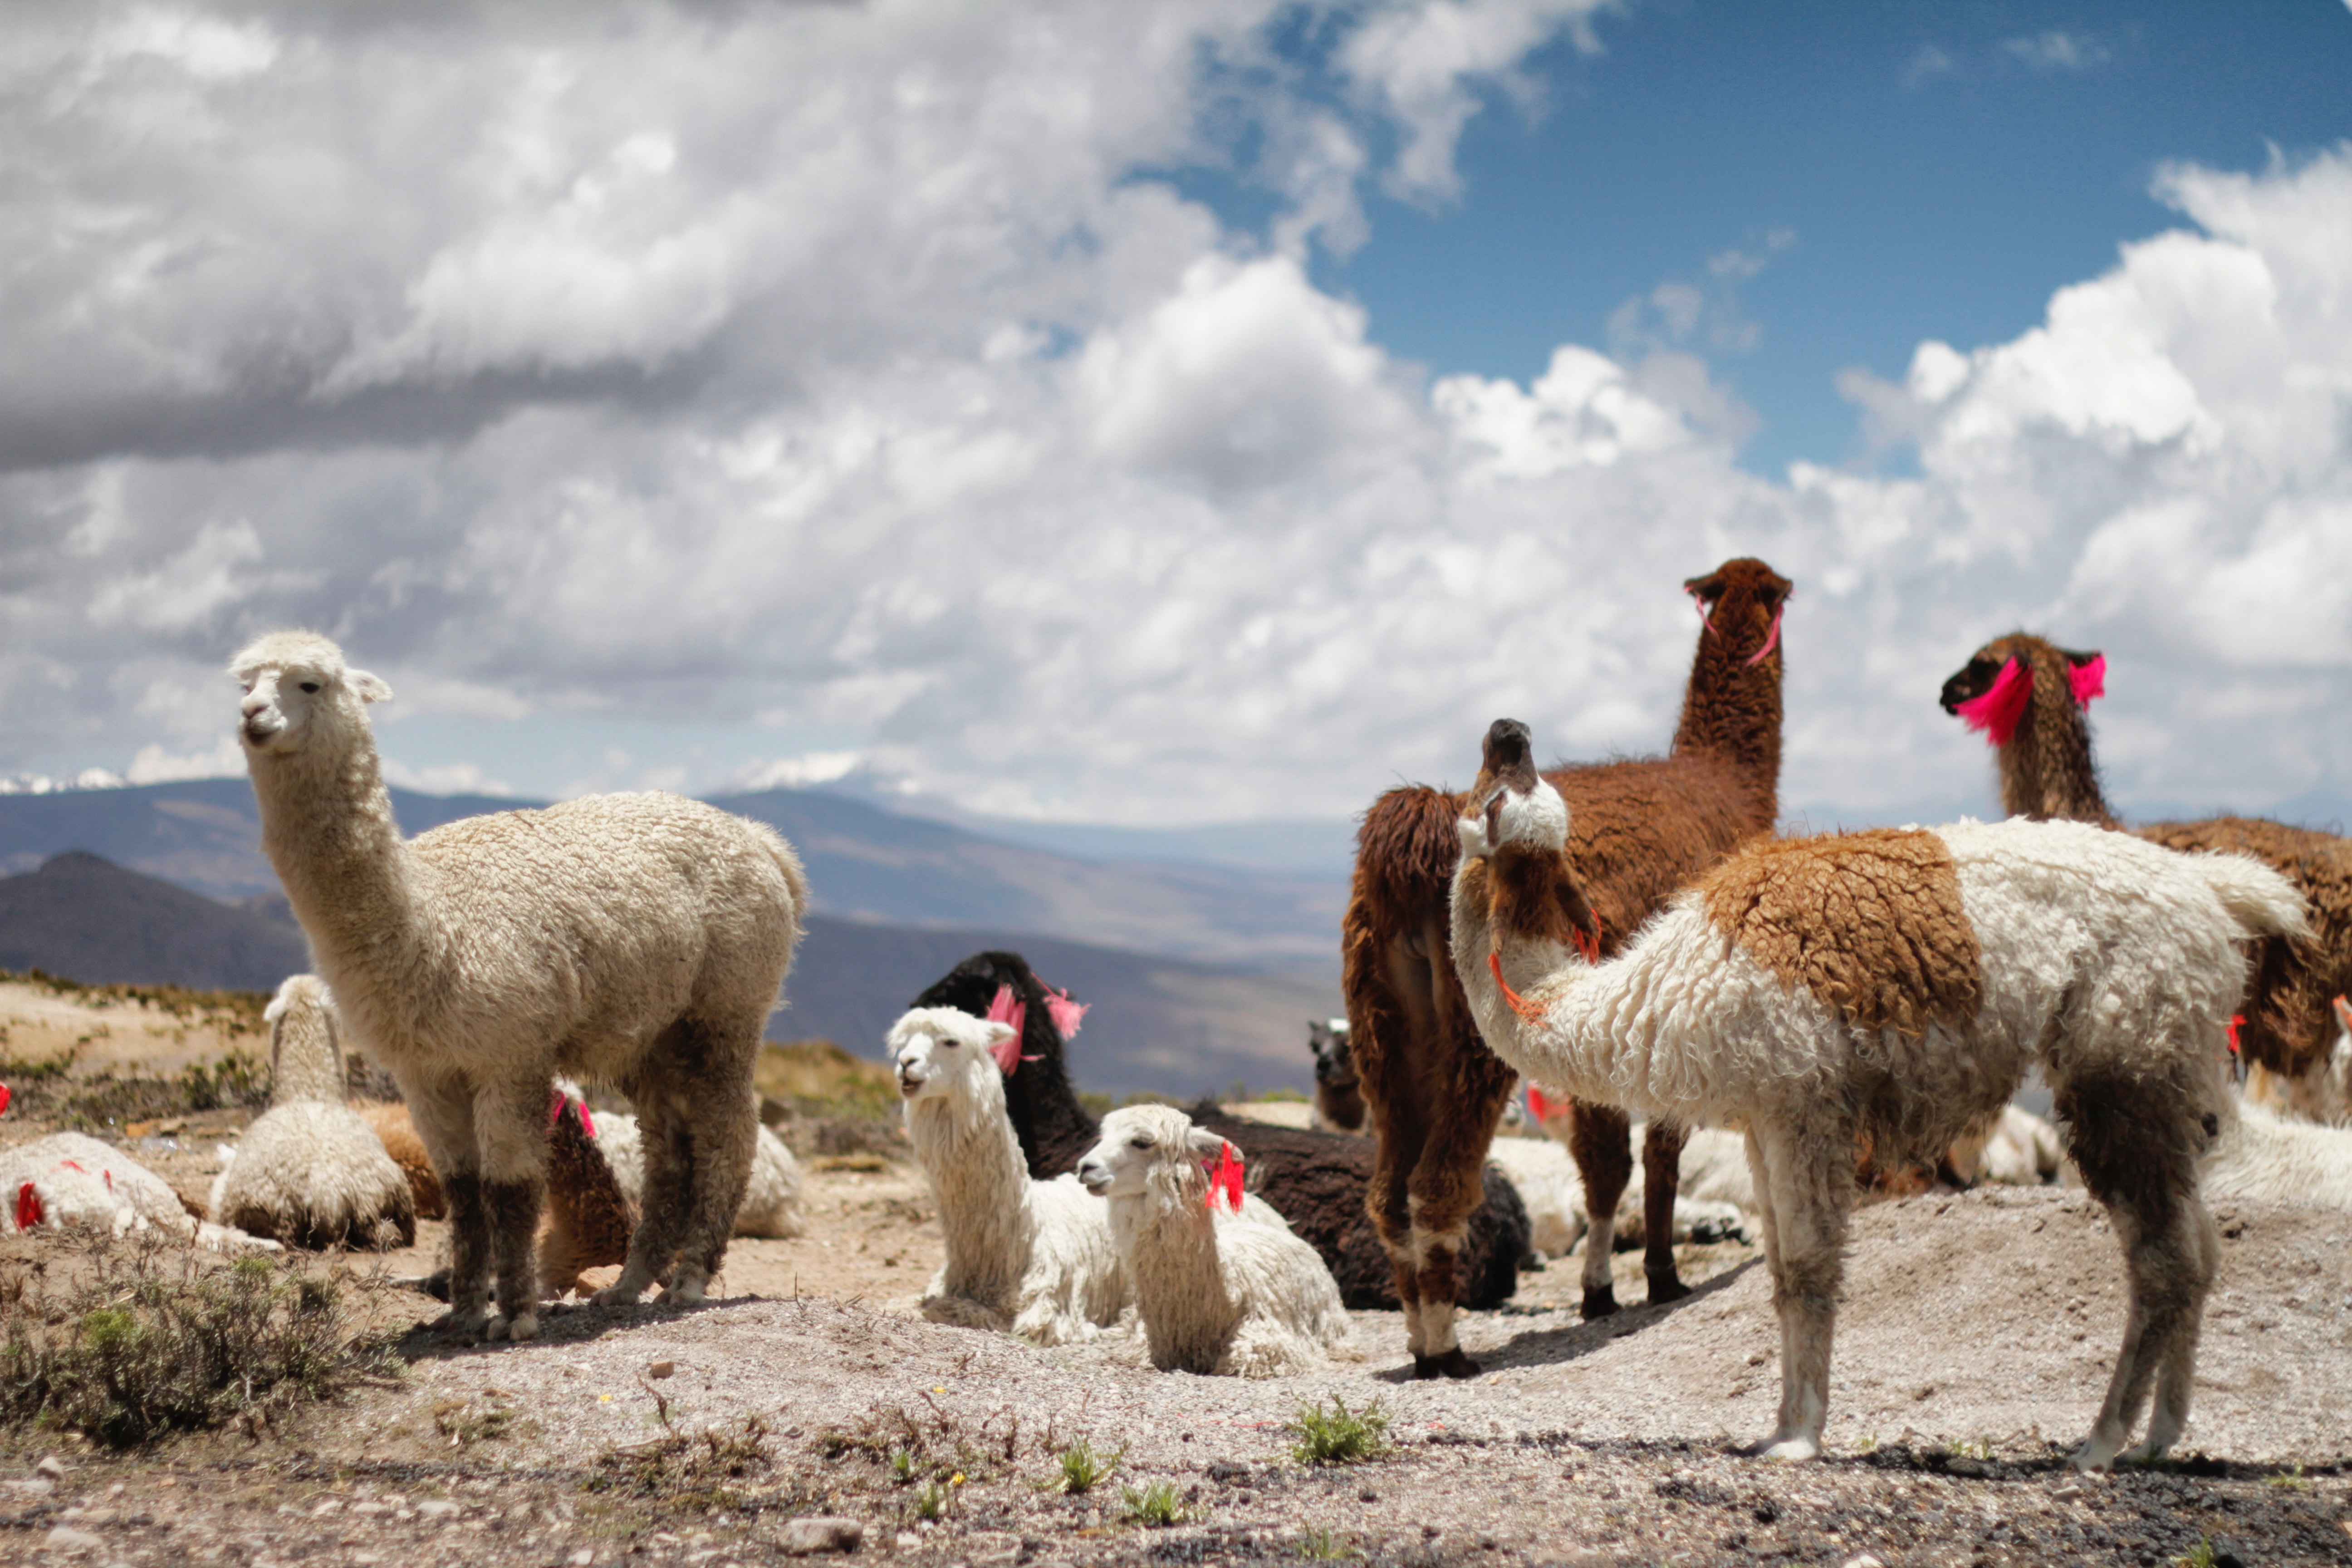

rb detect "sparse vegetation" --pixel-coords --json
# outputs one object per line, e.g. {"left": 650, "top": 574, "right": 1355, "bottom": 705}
{"left": 0, "top": 1236, "right": 400, "bottom": 1447}
{"left": 2264, "top": 1464, "right": 2310, "bottom": 1492}
{"left": 588, "top": 1415, "right": 775, "bottom": 1509}
{"left": 0, "top": 970, "right": 270, "bottom": 1034}
{"left": 912, "top": 1479, "right": 949, "bottom": 1519}
{"left": 2174, "top": 1537, "right": 2221, "bottom": 1568}
{"left": 1296, "top": 1526, "right": 1352, "bottom": 1559}
{"left": 1287, "top": 1396, "right": 1390, "bottom": 1466}
{"left": 1119, "top": 1478, "right": 1196, "bottom": 1527}
{"left": 753, "top": 1039, "right": 901, "bottom": 1121}
{"left": 1053, "top": 1436, "right": 1119, "bottom": 1494}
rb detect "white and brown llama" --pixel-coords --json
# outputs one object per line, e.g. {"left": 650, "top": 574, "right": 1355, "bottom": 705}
{"left": 1451, "top": 717, "right": 2303, "bottom": 1470}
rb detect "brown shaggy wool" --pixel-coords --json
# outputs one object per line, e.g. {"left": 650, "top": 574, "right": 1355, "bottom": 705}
{"left": 539, "top": 1098, "right": 635, "bottom": 1298}
{"left": 1941, "top": 632, "right": 2352, "bottom": 1082}
{"left": 1345, "top": 558, "right": 1789, "bottom": 1364}
{"left": 362, "top": 1101, "right": 446, "bottom": 1220}
{"left": 1698, "top": 829, "right": 1984, "bottom": 1038}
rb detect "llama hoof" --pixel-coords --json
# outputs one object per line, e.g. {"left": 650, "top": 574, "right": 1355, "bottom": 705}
{"left": 1756, "top": 1435, "right": 1819, "bottom": 1463}
{"left": 1411, "top": 1347, "right": 1481, "bottom": 1380}
{"left": 1645, "top": 1273, "right": 1691, "bottom": 1307}
{"left": 486, "top": 1312, "right": 539, "bottom": 1343}
{"left": 432, "top": 1308, "right": 489, "bottom": 1339}
{"left": 1580, "top": 1285, "right": 1619, "bottom": 1320}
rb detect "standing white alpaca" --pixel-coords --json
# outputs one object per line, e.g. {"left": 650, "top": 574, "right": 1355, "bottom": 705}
{"left": 890, "top": 1007, "right": 1127, "bottom": 1343}
{"left": 209, "top": 975, "right": 417, "bottom": 1249}
{"left": 1076, "top": 1105, "right": 1352, "bottom": 1377}
{"left": 230, "top": 631, "right": 807, "bottom": 1343}
{"left": 1451, "top": 718, "right": 2303, "bottom": 1470}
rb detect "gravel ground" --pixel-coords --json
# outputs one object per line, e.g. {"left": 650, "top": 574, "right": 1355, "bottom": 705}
{"left": 6, "top": 1166, "right": 2352, "bottom": 1567}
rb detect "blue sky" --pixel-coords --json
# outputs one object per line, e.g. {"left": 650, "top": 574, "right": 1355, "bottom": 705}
{"left": 1312, "top": 0, "right": 2352, "bottom": 475}
{"left": 3, "top": 0, "right": 2351, "bottom": 845}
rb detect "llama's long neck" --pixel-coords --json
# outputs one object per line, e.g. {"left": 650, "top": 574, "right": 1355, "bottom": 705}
{"left": 245, "top": 725, "right": 429, "bottom": 1018}
{"left": 1110, "top": 1174, "right": 1239, "bottom": 1369}
{"left": 270, "top": 1007, "right": 345, "bottom": 1104}
{"left": 1670, "top": 595, "right": 1783, "bottom": 829}
{"left": 1449, "top": 854, "right": 1662, "bottom": 1116}
{"left": 1996, "top": 646, "right": 2116, "bottom": 826}
{"left": 907, "top": 1082, "right": 1036, "bottom": 1304}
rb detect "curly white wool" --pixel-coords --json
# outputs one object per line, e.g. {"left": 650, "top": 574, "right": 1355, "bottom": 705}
{"left": 208, "top": 975, "right": 416, "bottom": 1250}
{"left": 591, "top": 1108, "right": 804, "bottom": 1239}
{"left": 2205, "top": 1099, "right": 2352, "bottom": 1209}
{"left": 890, "top": 1006, "right": 1128, "bottom": 1344}
{"left": 1077, "top": 1104, "right": 1351, "bottom": 1378}
{"left": 2, "top": 1131, "right": 275, "bottom": 1253}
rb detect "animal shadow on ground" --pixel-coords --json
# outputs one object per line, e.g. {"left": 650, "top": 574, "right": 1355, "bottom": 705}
{"left": 1478, "top": 1256, "right": 1760, "bottom": 1375}
{"left": 390, "top": 1290, "right": 754, "bottom": 1363}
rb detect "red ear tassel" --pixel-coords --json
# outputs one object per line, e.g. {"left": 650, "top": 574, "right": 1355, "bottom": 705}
{"left": 2226, "top": 1014, "right": 2244, "bottom": 1055}
{"left": 1526, "top": 1084, "right": 1559, "bottom": 1124}
{"left": 1205, "top": 1141, "right": 1244, "bottom": 1214}
{"left": 15, "top": 1181, "right": 41, "bottom": 1231}
{"left": 0, "top": 1082, "right": 11, "bottom": 1117}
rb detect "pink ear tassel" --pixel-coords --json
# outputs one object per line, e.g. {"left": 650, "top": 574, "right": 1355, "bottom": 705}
{"left": 1042, "top": 985, "right": 1088, "bottom": 1041}
{"left": 2068, "top": 653, "right": 2106, "bottom": 708}
{"left": 1526, "top": 1084, "right": 1560, "bottom": 1125}
{"left": 1743, "top": 603, "right": 1784, "bottom": 667}
{"left": 0, "top": 1083, "right": 11, "bottom": 1117}
{"left": 1205, "top": 1142, "right": 1245, "bottom": 1215}
{"left": 1953, "top": 657, "right": 2033, "bottom": 747}
{"left": 1688, "top": 587, "right": 1719, "bottom": 638}
{"left": 985, "top": 985, "right": 1030, "bottom": 1075}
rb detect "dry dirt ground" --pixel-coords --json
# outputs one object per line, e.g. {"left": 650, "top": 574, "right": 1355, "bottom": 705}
{"left": 7, "top": 1136, "right": 2352, "bottom": 1568}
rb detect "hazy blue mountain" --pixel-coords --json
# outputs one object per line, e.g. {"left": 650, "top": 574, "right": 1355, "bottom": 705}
{"left": 0, "top": 851, "right": 310, "bottom": 992}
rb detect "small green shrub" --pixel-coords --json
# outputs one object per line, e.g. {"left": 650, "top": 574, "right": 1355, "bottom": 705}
{"left": 1296, "top": 1526, "right": 1351, "bottom": 1559}
{"left": 587, "top": 1416, "right": 774, "bottom": 1506}
{"left": 0, "top": 1236, "right": 398, "bottom": 1447}
{"left": 2174, "top": 1539, "right": 2220, "bottom": 1568}
{"left": 912, "top": 1479, "right": 949, "bottom": 1520}
{"left": 176, "top": 1048, "right": 268, "bottom": 1112}
{"left": 890, "top": 1446, "right": 918, "bottom": 1483}
{"left": 1054, "top": 1436, "right": 1119, "bottom": 1494}
{"left": 1120, "top": 1479, "right": 1196, "bottom": 1527}
{"left": 1286, "top": 1396, "right": 1390, "bottom": 1466}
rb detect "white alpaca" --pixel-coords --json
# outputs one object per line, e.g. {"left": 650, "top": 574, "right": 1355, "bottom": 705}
{"left": 2205, "top": 1099, "right": 2352, "bottom": 1209}
{"left": 1511, "top": 1112, "right": 1752, "bottom": 1254}
{"left": 1453, "top": 718, "right": 2303, "bottom": 1470}
{"left": 1483, "top": 1136, "right": 1585, "bottom": 1258}
{"left": 208, "top": 976, "right": 416, "bottom": 1250}
{"left": 1076, "top": 1104, "right": 1352, "bottom": 1377}
{"left": 2, "top": 1132, "right": 276, "bottom": 1253}
{"left": 593, "top": 1109, "right": 804, "bottom": 1239}
{"left": 230, "top": 631, "right": 807, "bottom": 1343}
{"left": 889, "top": 1007, "right": 1127, "bottom": 1343}
{"left": 1947, "top": 1104, "right": 2068, "bottom": 1187}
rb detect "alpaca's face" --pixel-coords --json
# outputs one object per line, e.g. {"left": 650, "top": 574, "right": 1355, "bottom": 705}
{"left": 1939, "top": 634, "right": 2101, "bottom": 715}
{"left": 1075, "top": 1107, "right": 1221, "bottom": 1198}
{"left": 230, "top": 632, "right": 391, "bottom": 758}
{"left": 887, "top": 1007, "right": 1011, "bottom": 1103}
{"left": 1307, "top": 1019, "right": 1357, "bottom": 1090}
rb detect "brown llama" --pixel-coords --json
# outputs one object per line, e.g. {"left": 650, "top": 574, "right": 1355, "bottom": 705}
{"left": 1941, "top": 633, "right": 2352, "bottom": 1108}
{"left": 1343, "top": 557, "right": 1788, "bottom": 1377}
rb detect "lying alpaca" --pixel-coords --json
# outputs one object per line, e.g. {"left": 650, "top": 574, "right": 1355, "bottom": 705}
{"left": 209, "top": 976, "right": 416, "bottom": 1250}
{"left": 539, "top": 1090, "right": 636, "bottom": 1298}
{"left": 594, "top": 1106, "right": 804, "bottom": 1239}
{"left": 361, "top": 1103, "right": 446, "bottom": 1219}
{"left": 1077, "top": 1105, "right": 1352, "bottom": 1377}
{"left": 4, "top": 1132, "right": 274, "bottom": 1252}
{"left": 2245, "top": 996, "right": 2352, "bottom": 1127}
{"left": 1346, "top": 558, "right": 1789, "bottom": 1378}
{"left": 1941, "top": 633, "right": 2352, "bottom": 1107}
{"left": 232, "top": 631, "right": 807, "bottom": 1343}
{"left": 1453, "top": 717, "right": 2303, "bottom": 1469}
{"left": 2204, "top": 1098, "right": 2352, "bottom": 1210}
{"left": 917, "top": 951, "right": 1534, "bottom": 1311}
{"left": 891, "top": 1007, "right": 1127, "bottom": 1343}
{"left": 1306, "top": 1019, "right": 1365, "bottom": 1134}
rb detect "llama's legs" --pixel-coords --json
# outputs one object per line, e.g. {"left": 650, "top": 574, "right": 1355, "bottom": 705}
{"left": 603, "top": 1095, "right": 692, "bottom": 1304}
{"left": 1406, "top": 1062, "right": 1515, "bottom": 1380}
{"left": 1569, "top": 1101, "right": 1635, "bottom": 1318}
{"left": 1641, "top": 1117, "right": 1690, "bottom": 1305}
{"left": 662, "top": 1020, "right": 760, "bottom": 1303}
{"left": 406, "top": 1082, "right": 490, "bottom": 1336}
{"left": 475, "top": 1075, "right": 549, "bottom": 1343}
{"left": 1351, "top": 926, "right": 1436, "bottom": 1363}
{"left": 1752, "top": 1126, "right": 1848, "bottom": 1462}
{"left": 2128, "top": 1199, "right": 2220, "bottom": 1464}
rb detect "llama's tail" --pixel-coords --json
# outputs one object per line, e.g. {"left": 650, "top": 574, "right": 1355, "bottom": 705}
{"left": 1353, "top": 784, "right": 1468, "bottom": 920}
{"left": 2192, "top": 852, "right": 2311, "bottom": 942}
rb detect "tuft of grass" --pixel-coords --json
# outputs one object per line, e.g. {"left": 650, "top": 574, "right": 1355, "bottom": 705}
{"left": 912, "top": 1479, "right": 949, "bottom": 1520}
{"left": 1296, "top": 1526, "right": 1352, "bottom": 1559}
{"left": 890, "top": 1446, "right": 918, "bottom": 1483}
{"left": 2174, "top": 1538, "right": 2221, "bottom": 1568}
{"left": 175, "top": 1048, "right": 268, "bottom": 1112}
{"left": 1054, "top": 1436, "right": 1119, "bottom": 1494}
{"left": 0, "top": 1236, "right": 399, "bottom": 1447}
{"left": 1120, "top": 1479, "right": 1196, "bottom": 1528}
{"left": 1286, "top": 1396, "right": 1390, "bottom": 1466}
{"left": 2265, "top": 1464, "right": 2310, "bottom": 1492}
{"left": 587, "top": 1416, "right": 774, "bottom": 1507}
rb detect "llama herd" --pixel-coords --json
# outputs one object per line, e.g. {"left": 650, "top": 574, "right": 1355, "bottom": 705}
{"left": 2, "top": 575, "right": 2350, "bottom": 1477}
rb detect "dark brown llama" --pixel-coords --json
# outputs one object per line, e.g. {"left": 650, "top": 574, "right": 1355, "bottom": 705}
{"left": 1941, "top": 632, "right": 2352, "bottom": 1101}
{"left": 1344, "top": 557, "right": 1789, "bottom": 1377}
{"left": 1307, "top": 1019, "right": 1367, "bottom": 1133}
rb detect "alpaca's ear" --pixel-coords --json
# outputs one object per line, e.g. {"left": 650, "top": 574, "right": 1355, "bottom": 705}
{"left": 980, "top": 1021, "right": 1017, "bottom": 1047}
{"left": 1186, "top": 1128, "right": 1225, "bottom": 1159}
{"left": 348, "top": 669, "right": 394, "bottom": 704}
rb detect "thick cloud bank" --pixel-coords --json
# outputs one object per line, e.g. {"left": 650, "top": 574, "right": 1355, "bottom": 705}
{"left": 3, "top": 3, "right": 2347, "bottom": 828}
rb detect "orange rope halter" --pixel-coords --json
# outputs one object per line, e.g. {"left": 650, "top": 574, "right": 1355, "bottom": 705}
{"left": 1488, "top": 913, "right": 1602, "bottom": 1024}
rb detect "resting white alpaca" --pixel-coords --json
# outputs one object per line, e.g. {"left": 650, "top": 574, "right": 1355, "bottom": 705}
{"left": 2205, "top": 1099, "right": 2352, "bottom": 1209}
{"left": 1516, "top": 1105, "right": 1752, "bottom": 1249}
{"left": 1948, "top": 1104, "right": 2068, "bottom": 1186}
{"left": 231, "top": 631, "right": 807, "bottom": 1343}
{"left": 1077, "top": 1105, "right": 1352, "bottom": 1377}
{"left": 2, "top": 1132, "right": 276, "bottom": 1253}
{"left": 593, "top": 1108, "right": 804, "bottom": 1239}
{"left": 209, "top": 976, "right": 416, "bottom": 1249}
{"left": 890, "top": 1007, "right": 1126, "bottom": 1343}
{"left": 1453, "top": 718, "right": 2303, "bottom": 1470}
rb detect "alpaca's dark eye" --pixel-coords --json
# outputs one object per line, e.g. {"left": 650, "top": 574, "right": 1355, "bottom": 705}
{"left": 1131, "top": 1136, "right": 1153, "bottom": 1149}
{"left": 939, "top": 1038, "right": 957, "bottom": 1049}
{"left": 299, "top": 682, "right": 320, "bottom": 693}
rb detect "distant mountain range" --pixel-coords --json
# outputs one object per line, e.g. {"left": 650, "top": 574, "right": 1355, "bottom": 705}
{"left": 0, "top": 777, "right": 1347, "bottom": 973}
{"left": 0, "top": 847, "right": 1338, "bottom": 1098}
